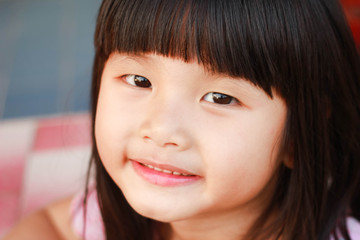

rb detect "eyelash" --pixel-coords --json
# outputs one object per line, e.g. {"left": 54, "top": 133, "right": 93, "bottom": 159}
{"left": 123, "top": 74, "right": 240, "bottom": 105}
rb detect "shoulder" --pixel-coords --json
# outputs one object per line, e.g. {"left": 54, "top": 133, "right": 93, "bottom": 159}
{"left": 3, "top": 196, "right": 80, "bottom": 240}
{"left": 47, "top": 196, "right": 82, "bottom": 240}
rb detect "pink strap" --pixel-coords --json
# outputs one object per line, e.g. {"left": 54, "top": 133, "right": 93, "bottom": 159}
{"left": 347, "top": 217, "right": 360, "bottom": 240}
{"left": 329, "top": 217, "right": 360, "bottom": 240}
{"left": 70, "top": 187, "right": 105, "bottom": 240}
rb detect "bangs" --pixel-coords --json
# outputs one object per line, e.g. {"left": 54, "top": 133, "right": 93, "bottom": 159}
{"left": 94, "top": 0, "right": 318, "bottom": 97}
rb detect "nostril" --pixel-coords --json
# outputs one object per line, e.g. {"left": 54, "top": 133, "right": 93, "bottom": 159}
{"left": 139, "top": 122, "right": 190, "bottom": 150}
{"left": 163, "top": 142, "right": 178, "bottom": 147}
{"left": 142, "top": 135, "right": 179, "bottom": 148}
{"left": 143, "top": 136, "right": 152, "bottom": 143}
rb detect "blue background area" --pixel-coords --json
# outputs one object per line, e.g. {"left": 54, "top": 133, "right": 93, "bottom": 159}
{"left": 0, "top": 0, "right": 102, "bottom": 119}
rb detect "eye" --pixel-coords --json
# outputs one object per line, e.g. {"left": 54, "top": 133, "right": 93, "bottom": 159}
{"left": 202, "top": 92, "right": 239, "bottom": 105}
{"left": 124, "top": 74, "right": 152, "bottom": 88}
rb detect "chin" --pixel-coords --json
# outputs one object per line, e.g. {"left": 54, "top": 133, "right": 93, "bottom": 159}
{"left": 127, "top": 198, "right": 192, "bottom": 222}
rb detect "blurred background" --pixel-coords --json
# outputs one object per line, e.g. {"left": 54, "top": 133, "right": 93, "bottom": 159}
{"left": 0, "top": 0, "right": 359, "bottom": 238}
{"left": 0, "top": 0, "right": 100, "bottom": 237}
{"left": 0, "top": 0, "right": 100, "bottom": 119}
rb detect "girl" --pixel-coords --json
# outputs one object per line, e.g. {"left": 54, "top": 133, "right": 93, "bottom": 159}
{"left": 5, "top": 0, "right": 360, "bottom": 239}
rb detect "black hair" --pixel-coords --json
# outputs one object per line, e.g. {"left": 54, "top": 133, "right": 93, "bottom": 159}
{"left": 87, "top": 0, "right": 360, "bottom": 239}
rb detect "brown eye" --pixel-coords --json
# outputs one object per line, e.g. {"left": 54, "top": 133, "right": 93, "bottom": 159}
{"left": 124, "top": 74, "right": 152, "bottom": 88}
{"left": 203, "top": 92, "right": 238, "bottom": 105}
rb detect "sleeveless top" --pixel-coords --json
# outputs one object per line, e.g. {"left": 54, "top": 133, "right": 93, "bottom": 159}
{"left": 70, "top": 188, "right": 360, "bottom": 240}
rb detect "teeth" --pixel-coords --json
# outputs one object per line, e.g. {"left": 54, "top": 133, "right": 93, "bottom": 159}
{"left": 142, "top": 163, "right": 192, "bottom": 176}
{"left": 146, "top": 164, "right": 154, "bottom": 169}
{"left": 154, "top": 167, "right": 162, "bottom": 171}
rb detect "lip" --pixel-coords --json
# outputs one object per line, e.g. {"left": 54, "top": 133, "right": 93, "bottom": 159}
{"left": 131, "top": 160, "right": 201, "bottom": 187}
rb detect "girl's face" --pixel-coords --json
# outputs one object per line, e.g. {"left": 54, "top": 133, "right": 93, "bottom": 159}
{"left": 95, "top": 53, "right": 287, "bottom": 225}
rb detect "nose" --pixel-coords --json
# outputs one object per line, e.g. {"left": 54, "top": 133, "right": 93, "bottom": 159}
{"left": 138, "top": 97, "right": 191, "bottom": 151}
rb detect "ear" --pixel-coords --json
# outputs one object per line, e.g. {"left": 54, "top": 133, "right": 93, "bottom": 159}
{"left": 282, "top": 142, "right": 294, "bottom": 169}
{"left": 283, "top": 153, "right": 294, "bottom": 169}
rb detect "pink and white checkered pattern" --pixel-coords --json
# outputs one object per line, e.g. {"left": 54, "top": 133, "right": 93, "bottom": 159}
{"left": 0, "top": 113, "right": 92, "bottom": 237}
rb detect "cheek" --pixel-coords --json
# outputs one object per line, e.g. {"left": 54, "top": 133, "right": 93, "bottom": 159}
{"left": 95, "top": 82, "right": 137, "bottom": 144}
{"left": 95, "top": 88, "right": 129, "bottom": 168}
{"left": 94, "top": 111, "right": 119, "bottom": 169}
{"left": 199, "top": 116, "right": 284, "bottom": 196}
{"left": 202, "top": 142, "right": 279, "bottom": 210}
{"left": 95, "top": 85, "right": 149, "bottom": 173}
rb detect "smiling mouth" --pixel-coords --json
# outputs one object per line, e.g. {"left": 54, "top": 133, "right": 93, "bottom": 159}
{"left": 140, "top": 163, "right": 195, "bottom": 176}
{"left": 131, "top": 160, "right": 200, "bottom": 186}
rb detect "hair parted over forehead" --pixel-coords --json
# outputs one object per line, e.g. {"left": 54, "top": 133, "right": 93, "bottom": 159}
{"left": 89, "top": 0, "right": 360, "bottom": 239}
